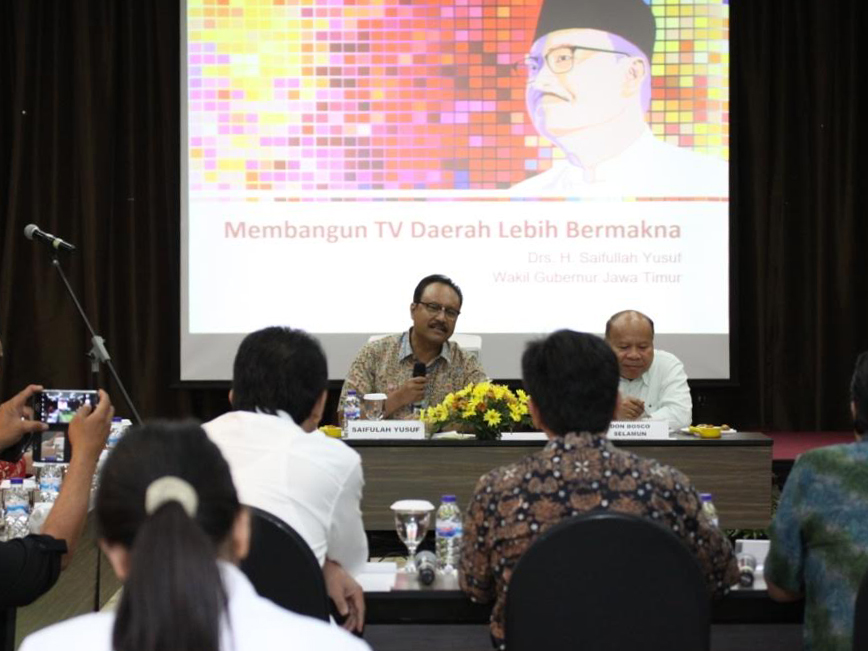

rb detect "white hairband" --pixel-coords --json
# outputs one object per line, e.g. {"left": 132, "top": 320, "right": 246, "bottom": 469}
{"left": 144, "top": 476, "right": 199, "bottom": 518}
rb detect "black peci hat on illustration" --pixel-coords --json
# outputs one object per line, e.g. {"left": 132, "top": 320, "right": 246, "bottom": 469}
{"left": 533, "top": 0, "right": 657, "bottom": 58}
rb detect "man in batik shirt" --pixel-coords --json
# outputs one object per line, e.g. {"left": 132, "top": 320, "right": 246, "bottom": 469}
{"left": 339, "top": 274, "right": 487, "bottom": 420}
{"left": 765, "top": 352, "right": 868, "bottom": 651}
{"left": 459, "top": 330, "right": 737, "bottom": 649}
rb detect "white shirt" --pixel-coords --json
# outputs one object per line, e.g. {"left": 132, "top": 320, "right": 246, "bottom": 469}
{"left": 510, "top": 128, "right": 728, "bottom": 198}
{"left": 203, "top": 411, "right": 368, "bottom": 575}
{"left": 618, "top": 349, "right": 693, "bottom": 431}
{"left": 19, "top": 563, "right": 370, "bottom": 651}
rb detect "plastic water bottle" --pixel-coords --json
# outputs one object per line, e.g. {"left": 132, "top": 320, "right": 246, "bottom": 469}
{"left": 700, "top": 493, "right": 719, "bottom": 528}
{"left": 435, "top": 495, "right": 463, "bottom": 573}
{"left": 107, "top": 417, "right": 133, "bottom": 449}
{"left": 37, "top": 464, "right": 64, "bottom": 503}
{"left": 343, "top": 390, "right": 361, "bottom": 431}
{"left": 3, "top": 479, "right": 31, "bottom": 539}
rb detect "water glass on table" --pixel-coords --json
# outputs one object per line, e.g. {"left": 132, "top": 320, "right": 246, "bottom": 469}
{"left": 363, "top": 393, "right": 387, "bottom": 420}
{"left": 391, "top": 499, "right": 434, "bottom": 573}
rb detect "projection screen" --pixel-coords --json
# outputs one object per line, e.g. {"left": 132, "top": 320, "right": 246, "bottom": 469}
{"left": 181, "top": 0, "right": 730, "bottom": 381}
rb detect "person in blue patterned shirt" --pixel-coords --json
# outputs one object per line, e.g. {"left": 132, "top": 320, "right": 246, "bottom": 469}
{"left": 765, "top": 351, "right": 868, "bottom": 651}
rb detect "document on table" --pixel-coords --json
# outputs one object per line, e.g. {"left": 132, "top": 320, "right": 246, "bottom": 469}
{"left": 358, "top": 562, "right": 398, "bottom": 592}
{"left": 500, "top": 432, "right": 548, "bottom": 441}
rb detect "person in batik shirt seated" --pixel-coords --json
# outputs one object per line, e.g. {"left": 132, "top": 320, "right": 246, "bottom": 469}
{"left": 459, "top": 330, "right": 737, "bottom": 649}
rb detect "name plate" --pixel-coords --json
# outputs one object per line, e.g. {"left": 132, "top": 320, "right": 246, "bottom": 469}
{"left": 606, "top": 420, "right": 669, "bottom": 440}
{"left": 345, "top": 420, "right": 426, "bottom": 440}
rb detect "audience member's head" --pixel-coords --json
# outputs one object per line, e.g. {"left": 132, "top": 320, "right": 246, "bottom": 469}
{"left": 605, "top": 309, "right": 655, "bottom": 380}
{"left": 851, "top": 351, "right": 868, "bottom": 437}
{"left": 96, "top": 421, "right": 244, "bottom": 651}
{"left": 231, "top": 326, "right": 328, "bottom": 427}
{"left": 521, "top": 329, "right": 619, "bottom": 435}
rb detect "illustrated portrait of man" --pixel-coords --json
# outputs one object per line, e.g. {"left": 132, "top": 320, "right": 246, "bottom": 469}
{"left": 511, "top": 0, "right": 728, "bottom": 198}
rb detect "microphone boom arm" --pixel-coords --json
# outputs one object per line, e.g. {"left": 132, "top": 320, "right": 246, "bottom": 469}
{"left": 49, "top": 255, "right": 143, "bottom": 425}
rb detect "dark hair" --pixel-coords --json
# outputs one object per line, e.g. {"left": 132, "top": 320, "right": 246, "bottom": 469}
{"left": 95, "top": 422, "right": 240, "bottom": 651}
{"left": 851, "top": 352, "right": 868, "bottom": 435}
{"left": 604, "top": 310, "right": 655, "bottom": 338}
{"left": 231, "top": 326, "right": 327, "bottom": 424}
{"left": 412, "top": 274, "right": 464, "bottom": 308}
{"left": 522, "top": 330, "right": 619, "bottom": 436}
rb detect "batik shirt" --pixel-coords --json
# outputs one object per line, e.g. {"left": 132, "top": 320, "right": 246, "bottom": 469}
{"left": 459, "top": 431, "right": 738, "bottom": 649}
{"left": 766, "top": 441, "right": 868, "bottom": 651}
{"left": 339, "top": 331, "right": 487, "bottom": 420}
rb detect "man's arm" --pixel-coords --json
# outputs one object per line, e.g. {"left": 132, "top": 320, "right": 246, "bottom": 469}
{"left": 0, "top": 385, "right": 48, "bottom": 453}
{"left": 40, "top": 391, "right": 114, "bottom": 568}
{"left": 765, "top": 578, "right": 803, "bottom": 602}
{"left": 325, "top": 460, "right": 368, "bottom": 575}
{"left": 615, "top": 395, "right": 645, "bottom": 421}
{"left": 460, "top": 349, "right": 488, "bottom": 387}
{"left": 323, "top": 559, "right": 365, "bottom": 633}
{"left": 458, "top": 474, "right": 496, "bottom": 603}
{"left": 323, "top": 458, "right": 368, "bottom": 632}
{"left": 338, "top": 344, "right": 378, "bottom": 421}
{"left": 764, "top": 458, "right": 808, "bottom": 603}
{"left": 646, "top": 353, "right": 692, "bottom": 429}
{"left": 384, "top": 377, "right": 425, "bottom": 418}
{"left": 667, "top": 474, "right": 738, "bottom": 595}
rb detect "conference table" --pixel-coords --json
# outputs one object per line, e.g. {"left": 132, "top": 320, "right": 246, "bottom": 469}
{"left": 357, "top": 562, "right": 803, "bottom": 626}
{"left": 348, "top": 431, "right": 773, "bottom": 531}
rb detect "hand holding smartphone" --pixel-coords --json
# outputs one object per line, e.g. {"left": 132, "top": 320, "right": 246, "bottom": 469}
{"left": 31, "top": 390, "right": 100, "bottom": 463}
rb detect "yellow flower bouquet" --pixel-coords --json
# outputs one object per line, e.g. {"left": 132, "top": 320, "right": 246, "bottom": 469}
{"left": 420, "top": 381, "right": 532, "bottom": 441}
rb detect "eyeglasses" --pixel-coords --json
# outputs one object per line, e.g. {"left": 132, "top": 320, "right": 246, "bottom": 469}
{"left": 416, "top": 301, "right": 461, "bottom": 320}
{"left": 513, "top": 45, "right": 630, "bottom": 80}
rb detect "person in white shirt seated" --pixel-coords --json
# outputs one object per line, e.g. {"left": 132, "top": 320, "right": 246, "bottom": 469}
{"left": 203, "top": 327, "right": 368, "bottom": 632}
{"left": 19, "top": 422, "right": 369, "bottom": 651}
{"left": 604, "top": 310, "right": 692, "bottom": 430}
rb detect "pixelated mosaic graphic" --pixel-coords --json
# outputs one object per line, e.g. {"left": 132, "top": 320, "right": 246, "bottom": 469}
{"left": 187, "top": 0, "right": 729, "bottom": 193}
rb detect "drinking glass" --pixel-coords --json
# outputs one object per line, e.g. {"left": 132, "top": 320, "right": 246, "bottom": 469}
{"left": 391, "top": 500, "right": 435, "bottom": 573}
{"left": 363, "top": 393, "right": 387, "bottom": 420}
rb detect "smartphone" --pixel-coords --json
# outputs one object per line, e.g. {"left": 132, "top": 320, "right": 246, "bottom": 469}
{"left": 31, "top": 389, "right": 99, "bottom": 463}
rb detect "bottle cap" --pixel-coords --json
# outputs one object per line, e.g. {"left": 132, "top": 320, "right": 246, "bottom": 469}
{"left": 11, "top": 478, "right": 23, "bottom": 485}
{"left": 700, "top": 493, "right": 713, "bottom": 502}
{"left": 347, "top": 389, "right": 357, "bottom": 395}
{"left": 441, "top": 495, "right": 456, "bottom": 502}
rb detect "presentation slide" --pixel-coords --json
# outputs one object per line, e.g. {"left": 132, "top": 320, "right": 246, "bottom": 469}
{"left": 181, "top": 0, "right": 730, "bottom": 381}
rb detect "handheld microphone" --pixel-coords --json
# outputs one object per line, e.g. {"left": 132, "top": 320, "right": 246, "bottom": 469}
{"left": 23, "top": 224, "right": 76, "bottom": 252}
{"left": 415, "top": 550, "right": 437, "bottom": 585}
{"left": 412, "top": 362, "right": 427, "bottom": 413}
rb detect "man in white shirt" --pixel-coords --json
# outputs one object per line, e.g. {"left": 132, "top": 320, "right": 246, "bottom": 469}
{"left": 605, "top": 310, "right": 692, "bottom": 430}
{"left": 510, "top": 0, "right": 727, "bottom": 198}
{"left": 203, "top": 327, "right": 367, "bottom": 631}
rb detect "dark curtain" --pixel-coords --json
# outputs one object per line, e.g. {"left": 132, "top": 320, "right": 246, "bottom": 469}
{"left": 0, "top": 1, "right": 226, "bottom": 420}
{"left": 1, "top": 0, "right": 866, "bottom": 429}
{"left": 730, "top": 0, "right": 868, "bottom": 429}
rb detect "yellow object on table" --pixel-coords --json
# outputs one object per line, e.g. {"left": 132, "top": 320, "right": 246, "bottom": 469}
{"left": 319, "top": 425, "right": 342, "bottom": 439}
{"left": 689, "top": 425, "right": 722, "bottom": 439}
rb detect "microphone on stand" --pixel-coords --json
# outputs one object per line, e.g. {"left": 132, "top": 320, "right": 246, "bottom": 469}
{"left": 23, "top": 224, "right": 76, "bottom": 252}
{"left": 412, "top": 362, "right": 427, "bottom": 415}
